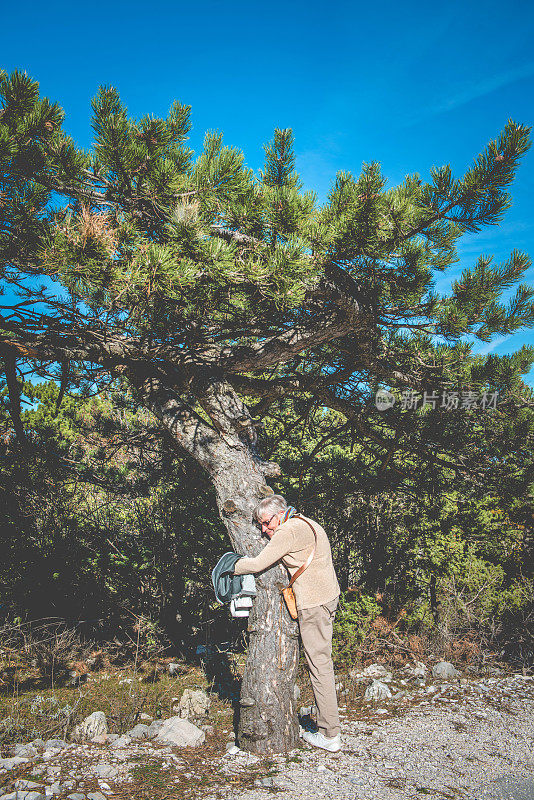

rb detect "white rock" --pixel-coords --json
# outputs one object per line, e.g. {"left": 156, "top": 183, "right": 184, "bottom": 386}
{"left": 73, "top": 711, "right": 108, "bottom": 742}
{"left": 411, "top": 661, "right": 428, "bottom": 678}
{"left": 155, "top": 716, "right": 205, "bottom": 748}
{"left": 92, "top": 764, "right": 119, "bottom": 779}
{"left": 44, "top": 740, "right": 67, "bottom": 750}
{"left": 127, "top": 724, "right": 149, "bottom": 739}
{"left": 364, "top": 680, "right": 392, "bottom": 701}
{"left": 147, "top": 720, "right": 164, "bottom": 737}
{"left": 14, "top": 781, "right": 44, "bottom": 790}
{"left": 11, "top": 744, "right": 39, "bottom": 759}
{"left": 432, "top": 661, "right": 460, "bottom": 679}
{"left": 225, "top": 745, "right": 240, "bottom": 755}
{"left": 21, "top": 794, "right": 46, "bottom": 800}
{"left": 3, "top": 794, "right": 45, "bottom": 800}
{"left": 168, "top": 663, "right": 181, "bottom": 675}
{"left": 177, "top": 689, "right": 210, "bottom": 718}
{"left": 110, "top": 735, "right": 132, "bottom": 749}
{"left": 362, "top": 664, "right": 392, "bottom": 680}
{"left": 0, "top": 756, "right": 29, "bottom": 770}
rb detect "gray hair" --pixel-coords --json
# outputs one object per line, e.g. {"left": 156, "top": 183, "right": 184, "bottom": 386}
{"left": 253, "top": 494, "right": 288, "bottom": 522}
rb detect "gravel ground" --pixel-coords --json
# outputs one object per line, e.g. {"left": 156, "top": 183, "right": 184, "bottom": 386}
{"left": 2, "top": 672, "right": 533, "bottom": 800}
{"left": 229, "top": 673, "right": 534, "bottom": 800}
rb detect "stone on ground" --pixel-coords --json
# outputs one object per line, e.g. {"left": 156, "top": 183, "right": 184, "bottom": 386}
{"left": 364, "top": 679, "right": 393, "bottom": 701}
{"left": 155, "top": 716, "right": 206, "bottom": 747}
{"left": 127, "top": 723, "right": 150, "bottom": 739}
{"left": 73, "top": 711, "right": 108, "bottom": 741}
{"left": 432, "top": 661, "right": 460, "bottom": 679}
{"left": 178, "top": 688, "right": 211, "bottom": 718}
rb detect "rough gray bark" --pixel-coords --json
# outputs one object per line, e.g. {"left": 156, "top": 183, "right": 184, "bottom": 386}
{"left": 133, "top": 372, "right": 301, "bottom": 753}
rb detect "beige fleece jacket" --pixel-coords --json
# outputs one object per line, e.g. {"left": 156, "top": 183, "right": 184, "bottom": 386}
{"left": 233, "top": 514, "right": 340, "bottom": 611}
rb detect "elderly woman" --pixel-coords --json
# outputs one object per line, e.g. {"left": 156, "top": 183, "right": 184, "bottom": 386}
{"left": 233, "top": 494, "right": 342, "bottom": 752}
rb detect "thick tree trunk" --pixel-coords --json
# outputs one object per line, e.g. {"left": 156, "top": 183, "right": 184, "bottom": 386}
{"left": 210, "top": 449, "right": 301, "bottom": 753}
{"left": 133, "top": 373, "right": 301, "bottom": 753}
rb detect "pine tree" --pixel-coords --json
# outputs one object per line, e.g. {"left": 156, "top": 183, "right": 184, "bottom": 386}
{"left": 1, "top": 68, "right": 534, "bottom": 752}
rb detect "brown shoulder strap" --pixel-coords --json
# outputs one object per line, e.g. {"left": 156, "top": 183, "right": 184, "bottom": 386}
{"left": 287, "top": 515, "right": 317, "bottom": 588}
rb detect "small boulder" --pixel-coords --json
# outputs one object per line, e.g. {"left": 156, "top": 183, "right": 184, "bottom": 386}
{"left": 432, "top": 661, "right": 460, "bottom": 680}
{"left": 364, "top": 680, "right": 392, "bottom": 701}
{"left": 254, "top": 777, "right": 275, "bottom": 787}
{"left": 361, "top": 664, "right": 393, "bottom": 682}
{"left": 0, "top": 756, "right": 30, "bottom": 770}
{"left": 74, "top": 711, "right": 108, "bottom": 741}
{"left": 178, "top": 689, "right": 210, "bottom": 718}
{"left": 44, "top": 739, "right": 68, "bottom": 750}
{"left": 31, "top": 739, "right": 46, "bottom": 752}
{"left": 14, "top": 780, "right": 44, "bottom": 790}
{"left": 168, "top": 663, "right": 181, "bottom": 676}
{"left": 155, "top": 716, "right": 205, "bottom": 748}
{"left": 110, "top": 735, "right": 132, "bottom": 749}
{"left": 92, "top": 764, "right": 119, "bottom": 779}
{"left": 409, "top": 661, "right": 427, "bottom": 679}
{"left": 24, "top": 793, "right": 46, "bottom": 800}
{"left": 127, "top": 724, "right": 150, "bottom": 740}
{"left": 147, "top": 720, "right": 164, "bottom": 737}
{"left": 11, "top": 743, "right": 39, "bottom": 758}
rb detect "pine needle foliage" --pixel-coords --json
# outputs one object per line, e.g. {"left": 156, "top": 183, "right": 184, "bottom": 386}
{"left": 0, "top": 68, "right": 533, "bottom": 501}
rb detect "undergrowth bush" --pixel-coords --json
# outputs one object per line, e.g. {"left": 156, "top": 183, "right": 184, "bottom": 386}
{"left": 332, "top": 591, "right": 380, "bottom": 667}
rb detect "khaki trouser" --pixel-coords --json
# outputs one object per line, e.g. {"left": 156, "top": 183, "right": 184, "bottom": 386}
{"left": 298, "top": 596, "right": 340, "bottom": 738}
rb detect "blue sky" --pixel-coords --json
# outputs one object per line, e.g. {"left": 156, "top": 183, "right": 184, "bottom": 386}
{"left": 2, "top": 0, "right": 534, "bottom": 382}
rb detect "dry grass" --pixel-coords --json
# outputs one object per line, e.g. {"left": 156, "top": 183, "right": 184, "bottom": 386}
{"left": 0, "top": 660, "right": 214, "bottom": 751}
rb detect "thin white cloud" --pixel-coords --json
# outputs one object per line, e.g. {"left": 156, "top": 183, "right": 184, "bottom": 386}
{"left": 474, "top": 334, "right": 513, "bottom": 357}
{"left": 404, "top": 62, "right": 534, "bottom": 126}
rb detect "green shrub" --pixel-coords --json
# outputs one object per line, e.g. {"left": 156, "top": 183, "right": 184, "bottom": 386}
{"left": 332, "top": 591, "right": 381, "bottom": 667}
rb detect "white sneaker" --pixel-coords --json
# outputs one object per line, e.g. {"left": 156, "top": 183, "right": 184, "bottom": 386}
{"left": 301, "top": 729, "right": 342, "bottom": 752}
